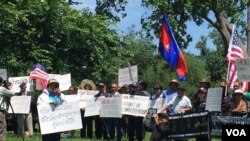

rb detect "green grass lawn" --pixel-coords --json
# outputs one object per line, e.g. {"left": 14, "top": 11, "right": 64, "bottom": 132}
{"left": 6, "top": 130, "right": 222, "bottom": 141}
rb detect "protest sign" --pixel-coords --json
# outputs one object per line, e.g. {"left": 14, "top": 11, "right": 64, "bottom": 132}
{"left": 121, "top": 94, "right": 149, "bottom": 117}
{"left": 64, "top": 95, "right": 78, "bottom": 102}
{"left": 8, "top": 76, "right": 33, "bottom": 93}
{"left": 49, "top": 73, "right": 71, "bottom": 91}
{"left": 77, "top": 90, "right": 98, "bottom": 108}
{"left": 205, "top": 87, "right": 223, "bottom": 111}
{"left": 0, "top": 69, "right": 7, "bottom": 80}
{"left": 84, "top": 97, "right": 102, "bottom": 117}
{"left": 8, "top": 96, "right": 31, "bottom": 114}
{"left": 236, "top": 57, "right": 250, "bottom": 81}
{"left": 100, "top": 97, "right": 122, "bottom": 118}
{"left": 37, "top": 101, "right": 82, "bottom": 135}
{"left": 118, "top": 65, "right": 138, "bottom": 87}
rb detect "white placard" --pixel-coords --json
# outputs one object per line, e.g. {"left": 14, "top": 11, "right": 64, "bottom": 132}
{"left": 0, "top": 69, "right": 7, "bottom": 80}
{"left": 64, "top": 95, "right": 78, "bottom": 102}
{"left": 148, "top": 98, "right": 166, "bottom": 113}
{"left": 77, "top": 90, "right": 98, "bottom": 108}
{"left": 8, "top": 76, "right": 33, "bottom": 93}
{"left": 121, "top": 94, "right": 149, "bottom": 117}
{"left": 100, "top": 97, "right": 122, "bottom": 118}
{"left": 84, "top": 97, "right": 102, "bottom": 117}
{"left": 8, "top": 96, "right": 31, "bottom": 114}
{"left": 236, "top": 57, "right": 250, "bottom": 81}
{"left": 36, "top": 74, "right": 72, "bottom": 91}
{"left": 37, "top": 101, "right": 82, "bottom": 135}
{"left": 205, "top": 87, "right": 223, "bottom": 111}
{"left": 118, "top": 65, "right": 138, "bottom": 87}
{"left": 49, "top": 73, "right": 71, "bottom": 91}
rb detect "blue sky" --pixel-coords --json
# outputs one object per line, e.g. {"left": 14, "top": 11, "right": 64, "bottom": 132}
{"left": 72, "top": 0, "right": 213, "bottom": 56}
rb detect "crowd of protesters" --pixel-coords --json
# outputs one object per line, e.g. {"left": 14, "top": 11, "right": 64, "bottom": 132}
{"left": 1, "top": 76, "right": 250, "bottom": 141}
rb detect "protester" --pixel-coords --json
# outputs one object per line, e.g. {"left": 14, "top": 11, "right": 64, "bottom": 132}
{"left": 37, "top": 79, "right": 66, "bottom": 141}
{"left": 79, "top": 79, "right": 96, "bottom": 139}
{"left": 16, "top": 82, "right": 34, "bottom": 138}
{"left": 94, "top": 83, "right": 109, "bottom": 140}
{"left": 150, "top": 113, "right": 170, "bottom": 141}
{"left": 127, "top": 82, "right": 149, "bottom": 141}
{"left": 193, "top": 87, "right": 209, "bottom": 141}
{"left": 161, "top": 86, "right": 192, "bottom": 115}
{"left": 151, "top": 85, "right": 165, "bottom": 100}
{"left": 61, "top": 86, "right": 78, "bottom": 138}
{"left": 107, "top": 83, "right": 123, "bottom": 141}
{"left": 139, "top": 81, "right": 150, "bottom": 96}
{"left": 230, "top": 89, "right": 248, "bottom": 114}
{"left": 0, "top": 77, "right": 14, "bottom": 141}
{"left": 163, "top": 79, "right": 179, "bottom": 103}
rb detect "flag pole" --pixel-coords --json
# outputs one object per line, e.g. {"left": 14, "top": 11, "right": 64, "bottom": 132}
{"left": 225, "top": 60, "right": 231, "bottom": 97}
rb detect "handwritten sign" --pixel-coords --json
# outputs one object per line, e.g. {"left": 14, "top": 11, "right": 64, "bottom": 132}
{"left": 100, "top": 97, "right": 122, "bottom": 118}
{"left": 8, "top": 96, "right": 31, "bottom": 114}
{"left": 148, "top": 98, "right": 166, "bottom": 113}
{"left": 121, "top": 94, "right": 149, "bottom": 117}
{"left": 8, "top": 76, "right": 33, "bottom": 93}
{"left": 236, "top": 57, "right": 250, "bottom": 81}
{"left": 37, "top": 101, "right": 82, "bottom": 135}
{"left": 205, "top": 87, "right": 223, "bottom": 111}
{"left": 77, "top": 90, "right": 98, "bottom": 108}
{"left": 0, "top": 69, "right": 7, "bottom": 80}
{"left": 118, "top": 65, "right": 138, "bottom": 87}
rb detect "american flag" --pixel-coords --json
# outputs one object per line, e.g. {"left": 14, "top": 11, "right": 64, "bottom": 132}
{"left": 226, "top": 25, "right": 248, "bottom": 92}
{"left": 29, "top": 63, "right": 49, "bottom": 89}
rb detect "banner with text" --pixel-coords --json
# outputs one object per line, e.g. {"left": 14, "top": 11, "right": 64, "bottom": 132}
{"left": 100, "top": 97, "right": 122, "bottom": 118}
{"left": 84, "top": 97, "right": 102, "bottom": 117}
{"left": 121, "top": 94, "right": 149, "bottom": 117}
{"left": 37, "top": 101, "right": 82, "bottom": 135}
{"left": 205, "top": 87, "right": 223, "bottom": 112}
{"left": 77, "top": 90, "right": 98, "bottom": 109}
{"left": 236, "top": 57, "right": 250, "bottom": 81}
{"left": 8, "top": 76, "right": 33, "bottom": 93}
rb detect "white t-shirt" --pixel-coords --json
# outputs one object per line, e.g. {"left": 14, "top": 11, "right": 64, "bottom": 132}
{"left": 168, "top": 95, "right": 192, "bottom": 114}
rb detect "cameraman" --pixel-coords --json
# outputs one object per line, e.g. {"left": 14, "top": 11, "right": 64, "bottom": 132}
{"left": 0, "top": 76, "right": 14, "bottom": 141}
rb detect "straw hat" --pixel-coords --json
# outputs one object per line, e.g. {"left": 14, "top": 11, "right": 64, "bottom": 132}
{"left": 80, "top": 79, "right": 96, "bottom": 90}
{"left": 168, "top": 79, "right": 179, "bottom": 87}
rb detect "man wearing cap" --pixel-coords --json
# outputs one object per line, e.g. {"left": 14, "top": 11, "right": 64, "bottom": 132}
{"left": 0, "top": 76, "right": 14, "bottom": 141}
{"left": 16, "top": 82, "right": 34, "bottom": 137}
{"left": 151, "top": 85, "right": 165, "bottom": 100}
{"left": 161, "top": 86, "right": 192, "bottom": 115}
{"left": 163, "top": 79, "right": 179, "bottom": 103}
{"left": 37, "top": 79, "right": 66, "bottom": 141}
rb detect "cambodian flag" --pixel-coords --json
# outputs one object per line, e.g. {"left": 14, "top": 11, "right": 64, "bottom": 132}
{"left": 158, "top": 15, "right": 187, "bottom": 82}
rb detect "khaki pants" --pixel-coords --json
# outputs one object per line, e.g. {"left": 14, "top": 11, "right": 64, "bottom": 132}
{"left": 0, "top": 111, "right": 6, "bottom": 141}
{"left": 17, "top": 113, "right": 33, "bottom": 135}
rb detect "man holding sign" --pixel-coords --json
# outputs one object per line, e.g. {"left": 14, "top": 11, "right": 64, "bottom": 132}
{"left": 37, "top": 79, "right": 65, "bottom": 141}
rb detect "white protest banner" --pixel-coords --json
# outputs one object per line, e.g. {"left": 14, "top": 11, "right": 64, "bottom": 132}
{"left": 205, "top": 87, "right": 223, "bottom": 111}
{"left": 8, "top": 96, "right": 31, "bottom": 114}
{"left": 84, "top": 97, "right": 102, "bottom": 117}
{"left": 100, "top": 97, "right": 122, "bottom": 118}
{"left": 0, "top": 69, "right": 7, "bottom": 80}
{"left": 121, "top": 94, "right": 149, "bottom": 117}
{"left": 38, "top": 101, "right": 82, "bottom": 135}
{"left": 77, "top": 90, "right": 98, "bottom": 108}
{"left": 37, "top": 74, "right": 72, "bottom": 91}
{"left": 8, "top": 76, "right": 33, "bottom": 93}
{"left": 236, "top": 57, "right": 250, "bottom": 81}
{"left": 148, "top": 98, "right": 166, "bottom": 113}
{"left": 118, "top": 65, "right": 138, "bottom": 87}
{"left": 49, "top": 73, "right": 71, "bottom": 91}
